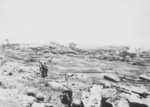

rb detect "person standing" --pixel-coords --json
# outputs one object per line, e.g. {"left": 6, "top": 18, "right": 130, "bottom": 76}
{"left": 43, "top": 62, "right": 48, "bottom": 77}
{"left": 60, "top": 88, "right": 73, "bottom": 107}
{"left": 39, "top": 61, "right": 48, "bottom": 78}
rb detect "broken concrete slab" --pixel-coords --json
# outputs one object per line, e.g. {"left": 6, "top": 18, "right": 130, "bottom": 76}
{"left": 48, "top": 81, "right": 66, "bottom": 91}
{"left": 101, "top": 97, "right": 113, "bottom": 107}
{"left": 139, "top": 74, "right": 150, "bottom": 81}
{"left": 104, "top": 74, "right": 120, "bottom": 82}
{"left": 72, "top": 99, "right": 84, "bottom": 107}
{"left": 125, "top": 93, "right": 144, "bottom": 104}
{"left": 142, "top": 97, "right": 150, "bottom": 107}
{"left": 82, "top": 84, "right": 102, "bottom": 107}
{"left": 119, "top": 93, "right": 149, "bottom": 106}
{"left": 45, "top": 103, "right": 54, "bottom": 107}
{"left": 101, "top": 88, "right": 117, "bottom": 99}
{"left": 67, "top": 73, "right": 74, "bottom": 77}
{"left": 88, "top": 95, "right": 101, "bottom": 107}
{"left": 99, "top": 80, "right": 112, "bottom": 88}
{"left": 131, "top": 85, "right": 147, "bottom": 95}
{"left": 116, "top": 98, "right": 129, "bottom": 107}
{"left": 81, "top": 91, "right": 90, "bottom": 107}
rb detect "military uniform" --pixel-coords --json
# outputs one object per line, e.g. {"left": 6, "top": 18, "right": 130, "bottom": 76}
{"left": 39, "top": 62, "right": 48, "bottom": 78}
{"left": 61, "top": 89, "right": 73, "bottom": 107}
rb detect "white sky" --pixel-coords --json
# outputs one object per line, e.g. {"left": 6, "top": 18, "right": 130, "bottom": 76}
{"left": 0, "top": 0, "right": 150, "bottom": 49}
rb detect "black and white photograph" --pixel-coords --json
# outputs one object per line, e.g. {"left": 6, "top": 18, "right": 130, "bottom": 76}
{"left": 0, "top": 0, "right": 150, "bottom": 107}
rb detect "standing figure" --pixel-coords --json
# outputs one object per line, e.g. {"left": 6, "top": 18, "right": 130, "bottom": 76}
{"left": 43, "top": 62, "right": 48, "bottom": 77}
{"left": 60, "top": 89, "right": 73, "bottom": 107}
{"left": 39, "top": 61, "right": 48, "bottom": 78}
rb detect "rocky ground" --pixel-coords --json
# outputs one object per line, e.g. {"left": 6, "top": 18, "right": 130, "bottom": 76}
{"left": 0, "top": 44, "right": 150, "bottom": 107}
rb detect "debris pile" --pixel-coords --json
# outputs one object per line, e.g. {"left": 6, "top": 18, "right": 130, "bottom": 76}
{"left": 1, "top": 43, "right": 150, "bottom": 107}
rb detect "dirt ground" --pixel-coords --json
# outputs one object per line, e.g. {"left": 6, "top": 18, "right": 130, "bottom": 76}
{"left": 0, "top": 44, "right": 150, "bottom": 107}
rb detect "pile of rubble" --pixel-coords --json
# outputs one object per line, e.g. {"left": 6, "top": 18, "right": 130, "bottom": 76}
{"left": 40, "top": 73, "right": 150, "bottom": 107}
{"left": 80, "top": 73, "right": 150, "bottom": 107}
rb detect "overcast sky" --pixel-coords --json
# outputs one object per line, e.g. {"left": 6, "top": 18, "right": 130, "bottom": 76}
{"left": 0, "top": 0, "right": 150, "bottom": 49}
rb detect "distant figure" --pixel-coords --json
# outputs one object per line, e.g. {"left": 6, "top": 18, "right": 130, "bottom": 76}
{"left": 60, "top": 89, "right": 73, "bottom": 107}
{"left": 39, "top": 61, "right": 48, "bottom": 78}
{"left": 43, "top": 62, "right": 48, "bottom": 77}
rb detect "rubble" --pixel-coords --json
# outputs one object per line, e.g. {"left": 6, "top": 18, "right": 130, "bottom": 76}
{"left": 104, "top": 74, "right": 120, "bottom": 82}
{"left": 81, "top": 84, "right": 102, "bottom": 107}
{"left": 45, "top": 103, "right": 54, "bottom": 107}
{"left": 72, "top": 99, "right": 84, "bottom": 107}
{"left": 116, "top": 98, "right": 129, "bottom": 107}
{"left": 142, "top": 98, "right": 150, "bottom": 107}
{"left": 101, "top": 88, "right": 117, "bottom": 99}
{"left": 1, "top": 43, "right": 150, "bottom": 107}
{"left": 139, "top": 74, "right": 150, "bottom": 81}
{"left": 48, "top": 81, "right": 66, "bottom": 91}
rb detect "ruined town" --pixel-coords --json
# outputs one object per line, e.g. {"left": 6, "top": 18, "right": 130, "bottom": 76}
{"left": 0, "top": 42, "right": 150, "bottom": 107}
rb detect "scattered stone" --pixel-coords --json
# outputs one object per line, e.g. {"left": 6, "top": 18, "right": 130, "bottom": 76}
{"left": 131, "top": 86, "right": 147, "bottom": 96}
{"left": 72, "top": 99, "right": 84, "bottom": 107}
{"left": 72, "top": 83, "right": 76, "bottom": 86}
{"left": 99, "top": 80, "right": 111, "bottom": 88}
{"left": 21, "top": 95, "right": 36, "bottom": 107}
{"left": 88, "top": 84, "right": 102, "bottom": 107}
{"left": 101, "top": 88, "right": 117, "bottom": 99}
{"left": 45, "top": 103, "right": 54, "bottom": 107}
{"left": 7, "top": 72, "right": 13, "bottom": 76}
{"left": 36, "top": 92, "right": 45, "bottom": 101}
{"left": 116, "top": 98, "right": 129, "bottom": 107}
{"left": 26, "top": 88, "right": 36, "bottom": 96}
{"left": 139, "top": 74, "right": 150, "bottom": 81}
{"left": 31, "top": 102, "right": 45, "bottom": 107}
{"left": 101, "top": 97, "right": 113, "bottom": 107}
{"left": 44, "top": 82, "right": 49, "bottom": 87}
{"left": 142, "top": 97, "right": 150, "bottom": 107}
{"left": 82, "top": 91, "right": 90, "bottom": 107}
{"left": 48, "top": 81, "right": 66, "bottom": 91}
{"left": 20, "top": 103, "right": 30, "bottom": 107}
{"left": 125, "top": 93, "right": 144, "bottom": 104}
{"left": 18, "top": 69, "right": 25, "bottom": 73}
{"left": 67, "top": 73, "right": 74, "bottom": 77}
{"left": 104, "top": 74, "right": 120, "bottom": 82}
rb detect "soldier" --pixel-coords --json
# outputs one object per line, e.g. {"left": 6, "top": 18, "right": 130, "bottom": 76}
{"left": 39, "top": 61, "right": 48, "bottom": 78}
{"left": 43, "top": 62, "right": 48, "bottom": 77}
{"left": 32, "top": 92, "right": 45, "bottom": 107}
{"left": 60, "top": 88, "right": 73, "bottom": 107}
